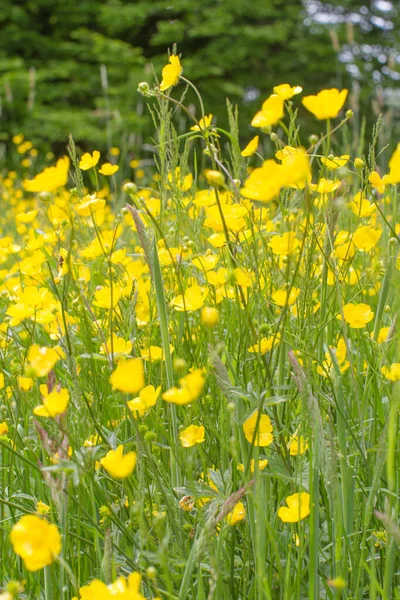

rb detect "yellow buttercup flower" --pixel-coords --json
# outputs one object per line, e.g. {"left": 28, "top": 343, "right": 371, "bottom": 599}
{"left": 98, "top": 163, "right": 119, "bottom": 176}
{"left": 247, "top": 333, "right": 280, "bottom": 354}
{"left": 302, "top": 88, "right": 348, "bottom": 120}
{"left": 268, "top": 231, "right": 300, "bottom": 256}
{"left": 33, "top": 384, "right": 69, "bottom": 417}
{"left": 78, "top": 572, "right": 145, "bottom": 600}
{"left": 127, "top": 385, "right": 160, "bottom": 417}
{"left": 353, "top": 226, "right": 382, "bottom": 252}
{"left": 343, "top": 303, "right": 374, "bottom": 328}
{"left": 190, "top": 114, "right": 213, "bottom": 132}
{"left": 273, "top": 83, "right": 302, "bottom": 100}
{"left": 321, "top": 154, "right": 349, "bottom": 170}
{"left": 10, "top": 515, "right": 61, "bottom": 571}
{"left": 288, "top": 435, "right": 308, "bottom": 456}
{"left": 100, "top": 445, "right": 137, "bottom": 479}
{"left": 237, "top": 459, "right": 268, "bottom": 472}
{"left": 171, "top": 282, "right": 209, "bottom": 312}
{"left": 79, "top": 151, "right": 100, "bottom": 171}
{"left": 160, "top": 54, "right": 182, "bottom": 91}
{"left": 381, "top": 363, "right": 400, "bottom": 381}
{"left": 272, "top": 287, "right": 300, "bottom": 307}
{"left": 23, "top": 156, "right": 69, "bottom": 193}
{"left": 241, "top": 135, "right": 259, "bottom": 157}
{"left": 109, "top": 358, "right": 145, "bottom": 394}
{"left": 27, "top": 345, "right": 62, "bottom": 377}
{"left": 226, "top": 501, "right": 246, "bottom": 525}
{"left": 0, "top": 421, "right": 8, "bottom": 436}
{"left": 76, "top": 195, "right": 106, "bottom": 216}
{"left": 163, "top": 369, "right": 205, "bottom": 405}
{"left": 251, "top": 95, "right": 284, "bottom": 128}
{"left": 179, "top": 424, "right": 205, "bottom": 448}
{"left": 278, "top": 492, "right": 310, "bottom": 523}
{"left": 243, "top": 410, "right": 273, "bottom": 447}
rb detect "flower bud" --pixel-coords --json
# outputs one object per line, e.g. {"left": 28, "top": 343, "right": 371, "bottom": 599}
{"left": 138, "top": 81, "right": 150, "bottom": 96}
{"left": 354, "top": 158, "right": 365, "bottom": 170}
{"left": 123, "top": 182, "right": 138, "bottom": 195}
{"left": 346, "top": 109, "right": 353, "bottom": 118}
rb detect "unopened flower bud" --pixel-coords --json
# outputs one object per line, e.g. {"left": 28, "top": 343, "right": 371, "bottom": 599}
{"left": 123, "top": 182, "right": 138, "bottom": 195}
{"left": 354, "top": 158, "right": 365, "bottom": 170}
{"left": 138, "top": 81, "right": 150, "bottom": 96}
{"left": 346, "top": 109, "right": 353, "bottom": 118}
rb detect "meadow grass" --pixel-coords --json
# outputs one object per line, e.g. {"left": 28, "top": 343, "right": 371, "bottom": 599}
{"left": 0, "top": 57, "right": 399, "bottom": 600}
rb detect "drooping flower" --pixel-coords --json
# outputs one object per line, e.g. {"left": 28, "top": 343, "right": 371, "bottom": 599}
{"left": 160, "top": 54, "right": 182, "bottom": 91}
{"left": 10, "top": 515, "right": 61, "bottom": 571}
{"left": 179, "top": 424, "right": 205, "bottom": 448}
{"left": 243, "top": 410, "right": 274, "bottom": 447}
{"left": 278, "top": 492, "right": 310, "bottom": 523}
{"left": 100, "top": 445, "right": 137, "bottom": 479}
{"left": 302, "top": 89, "right": 348, "bottom": 120}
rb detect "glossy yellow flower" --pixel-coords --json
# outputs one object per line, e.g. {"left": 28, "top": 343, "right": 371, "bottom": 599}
{"left": 100, "top": 445, "right": 137, "bottom": 479}
{"left": 353, "top": 226, "right": 382, "bottom": 252}
{"left": 109, "top": 358, "right": 145, "bottom": 394}
{"left": 162, "top": 369, "right": 205, "bottom": 405}
{"left": 190, "top": 114, "right": 213, "bottom": 132}
{"left": 0, "top": 421, "right": 8, "bottom": 436}
{"left": 288, "top": 435, "right": 308, "bottom": 456}
{"left": 93, "top": 285, "right": 123, "bottom": 309}
{"left": 171, "top": 282, "right": 209, "bottom": 312}
{"left": 36, "top": 501, "right": 50, "bottom": 516}
{"left": 226, "top": 501, "right": 246, "bottom": 525}
{"left": 381, "top": 363, "right": 400, "bottom": 381}
{"left": 278, "top": 492, "right": 310, "bottom": 523}
{"left": 302, "top": 88, "right": 348, "bottom": 120}
{"left": 241, "top": 135, "right": 259, "bottom": 157}
{"left": 78, "top": 572, "right": 145, "bottom": 600}
{"left": 321, "top": 154, "right": 349, "bottom": 170}
{"left": 383, "top": 143, "right": 400, "bottom": 185}
{"left": 272, "top": 287, "right": 300, "bottom": 307}
{"left": 33, "top": 385, "right": 69, "bottom": 417}
{"left": 127, "top": 385, "right": 161, "bottom": 417}
{"left": 10, "top": 515, "right": 61, "bottom": 571}
{"left": 79, "top": 151, "right": 100, "bottom": 171}
{"left": 23, "top": 157, "right": 69, "bottom": 193}
{"left": 251, "top": 95, "right": 284, "bottom": 128}
{"left": 100, "top": 334, "right": 132, "bottom": 356}
{"left": 243, "top": 410, "right": 273, "bottom": 447}
{"left": 240, "top": 159, "right": 283, "bottom": 202}
{"left": 179, "top": 424, "right": 205, "bottom": 448}
{"left": 237, "top": 459, "right": 268, "bottom": 472}
{"left": 27, "top": 345, "right": 62, "bottom": 377}
{"left": 268, "top": 231, "right": 300, "bottom": 256}
{"left": 247, "top": 333, "right": 280, "bottom": 354}
{"left": 76, "top": 195, "right": 106, "bottom": 216}
{"left": 273, "top": 84, "right": 302, "bottom": 100}
{"left": 160, "top": 54, "right": 182, "bottom": 91}
{"left": 98, "top": 163, "right": 119, "bottom": 176}
{"left": 343, "top": 303, "right": 374, "bottom": 328}
{"left": 140, "top": 345, "right": 174, "bottom": 361}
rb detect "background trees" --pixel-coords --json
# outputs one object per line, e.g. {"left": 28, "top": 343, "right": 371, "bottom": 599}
{"left": 0, "top": 0, "right": 399, "bottom": 154}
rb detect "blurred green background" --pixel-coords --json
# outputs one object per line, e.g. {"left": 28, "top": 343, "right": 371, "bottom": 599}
{"left": 1, "top": 0, "right": 399, "bottom": 158}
